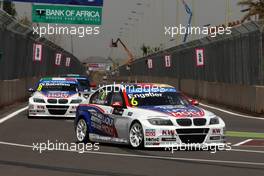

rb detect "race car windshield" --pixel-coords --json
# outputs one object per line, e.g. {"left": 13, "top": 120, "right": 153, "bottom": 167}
{"left": 38, "top": 84, "right": 78, "bottom": 92}
{"left": 127, "top": 92, "right": 190, "bottom": 107}
{"left": 77, "top": 79, "right": 90, "bottom": 91}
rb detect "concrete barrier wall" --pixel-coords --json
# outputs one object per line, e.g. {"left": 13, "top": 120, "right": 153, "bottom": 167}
{"left": 5, "top": 76, "right": 259, "bottom": 114}
{"left": 0, "top": 77, "right": 39, "bottom": 108}
{"left": 180, "top": 79, "right": 260, "bottom": 113}
{"left": 116, "top": 76, "right": 264, "bottom": 114}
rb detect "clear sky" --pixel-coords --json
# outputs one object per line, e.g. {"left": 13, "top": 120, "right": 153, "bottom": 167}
{"left": 13, "top": 0, "right": 244, "bottom": 61}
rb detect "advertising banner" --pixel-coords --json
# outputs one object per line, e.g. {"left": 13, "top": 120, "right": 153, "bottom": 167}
{"left": 33, "top": 43, "right": 43, "bottom": 62}
{"left": 88, "top": 63, "right": 106, "bottom": 71}
{"left": 147, "top": 59, "right": 153, "bottom": 69}
{"left": 195, "top": 48, "right": 205, "bottom": 67}
{"left": 32, "top": 5, "right": 102, "bottom": 25}
{"left": 65, "top": 57, "right": 71, "bottom": 67}
{"left": 55, "top": 53, "right": 62, "bottom": 66}
{"left": 164, "top": 55, "right": 171, "bottom": 68}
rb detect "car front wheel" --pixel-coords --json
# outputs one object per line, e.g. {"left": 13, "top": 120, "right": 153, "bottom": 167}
{"left": 76, "top": 118, "right": 89, "bottom": 143}
{"left": 129, "top": 122, "right": 144, "bottom": 149}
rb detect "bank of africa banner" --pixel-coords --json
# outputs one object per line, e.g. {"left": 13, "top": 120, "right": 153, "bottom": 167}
{"left": 4, "top": 0, "right": 104, "bottom": 6}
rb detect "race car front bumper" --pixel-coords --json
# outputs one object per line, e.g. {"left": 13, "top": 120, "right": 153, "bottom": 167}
{"left": 143, "top": 126, "right": 226, "bottom": 148}
{"left": 28, "top": 103, "right": 79, "bottom": 118}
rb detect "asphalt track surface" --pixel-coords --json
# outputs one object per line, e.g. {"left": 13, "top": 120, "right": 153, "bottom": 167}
{"left": 0, "top": 102, "right": 263, "bottom": 176}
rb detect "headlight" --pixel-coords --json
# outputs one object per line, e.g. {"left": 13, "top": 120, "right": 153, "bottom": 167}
{"left": 33, "top": 98, "right": 45, "bottom": 103}
{"left": 148, "top": 118, "right": 173, "bottom": 126}
{"left": 71, "top": 99, "right": 83, "bottom": 104}
{"left": 209, "top": 117, "right": 220, "bottom": 125}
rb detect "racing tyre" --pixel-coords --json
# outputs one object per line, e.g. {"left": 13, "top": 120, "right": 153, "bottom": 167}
{"left": 129, "top": 122, "right": 144, "bottom": 149}
{"left": 76, "top": 118, "right": 89, "bottom": 143}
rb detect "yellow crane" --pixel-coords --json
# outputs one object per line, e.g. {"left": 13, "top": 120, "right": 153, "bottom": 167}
{"left": 110, "top": 38, "right": 134, "bottom": 67}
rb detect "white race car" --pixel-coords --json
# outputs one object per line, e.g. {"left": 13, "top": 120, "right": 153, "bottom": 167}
{"left": 28, "top": 77, "right": 86, "bottom": 118}
{"left": 74, "top": 83, "right": 225, "bottom": 148}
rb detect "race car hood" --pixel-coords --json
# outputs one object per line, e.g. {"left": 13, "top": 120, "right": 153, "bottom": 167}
{"left": 139, "top": 105, "right": 209, "bottom": 118}
{"left": 39, "top": 91, "right": 78, "bottom": 98}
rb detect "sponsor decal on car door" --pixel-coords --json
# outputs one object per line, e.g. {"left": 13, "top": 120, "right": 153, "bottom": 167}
{"left": 109, "top": 112, "right": 130, "bottom": 142}
{"left": 88, "top": 105, "right": 118, "bottom": 137}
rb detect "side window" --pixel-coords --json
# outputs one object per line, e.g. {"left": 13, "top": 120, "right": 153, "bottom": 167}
{"left": 90, "top": 88, "right": 110, "bottom": 105}
{"left": 109, "top": 88, "right": 125, "bottom": 105}
{"left": 109, "top": 92, "right": 124, "bottom": 105}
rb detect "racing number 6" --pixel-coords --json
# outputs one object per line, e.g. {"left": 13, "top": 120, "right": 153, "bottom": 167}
{"left": 131, "top": 97, "right": 138, "bottom": 106}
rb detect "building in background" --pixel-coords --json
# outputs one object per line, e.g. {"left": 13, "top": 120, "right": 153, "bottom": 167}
{"left": 83, "top": 56, "right": 113, "bottom": 73}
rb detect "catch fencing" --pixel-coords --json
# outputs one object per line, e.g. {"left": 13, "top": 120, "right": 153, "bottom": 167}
{"left": 119, "top": 21, "right": 264, "bottom": 86}
{"left": 0, "top": 9, "right": 85, "bottom": 80}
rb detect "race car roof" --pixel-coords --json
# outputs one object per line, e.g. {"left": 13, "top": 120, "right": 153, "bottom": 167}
{"left": 39, "top": 77, "right": 78, "bottom": 84}
{"left": 103, "top": 83, "right": 178, "bottom": 93}
{"left": 60, "top": 74, "right": 90, "bottom": 80}
{"left": 124, "top": 83, "right": 175, "bottom": 88}
{"left": 125, "top": 83, "right": 177, "bottom": 94}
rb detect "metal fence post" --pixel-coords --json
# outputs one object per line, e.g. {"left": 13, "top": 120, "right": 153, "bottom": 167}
{"left": 0, "top": 51, "right": 2, "bottom": 61}
{"left": 259, "top": 24, "right": 264, "bottom": 85}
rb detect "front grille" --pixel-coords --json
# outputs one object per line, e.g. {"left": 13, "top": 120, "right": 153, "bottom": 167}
{"left": 178, "top": 135, "right": 206, "bottom": 144}
{"left": 176, "top": 128, "right": 209, "bottom": 134}
{"left": 193, "top": 118, "right": 207, "bottom": 126}
{"left": 176, "top": 128, "right": 209, "bottom": 144}
{"left": 176, "top": 119, "right": 192, "bottom": 126}
{"left": 47, "top": 99, "right": 57, "bottom": 104}
{"left": 58, "top": 99, "right": 68, "bottom": 104}
{"left": 46, "top": 105, "right": 69, "bottom": 115}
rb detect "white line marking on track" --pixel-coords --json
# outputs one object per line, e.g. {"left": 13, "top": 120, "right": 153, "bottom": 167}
{"left": 200, "top": 103, "right": 264, "bottom": 120}
{"left": 0, "top": 141, "right": 32, "bottom": 148}
{"left": 0, "top": 141, "right": 264, "bottom": 166}
{"left": 0, "top": 106, "right": 28, "bottom": 124}
{"left": 231, "top": 148, "right": 264, "bottom": 154}
{"left": 233, "top": 139, "right": 253, "bottom": 147}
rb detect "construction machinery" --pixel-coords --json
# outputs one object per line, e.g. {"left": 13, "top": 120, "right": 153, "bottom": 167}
{"left": 110, "top": 38, "right": 134, "bottom": 67}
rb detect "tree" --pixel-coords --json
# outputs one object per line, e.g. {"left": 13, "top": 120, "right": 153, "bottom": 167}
{"left": 140, "top": 43, "right": 163, "bottom": 56}
{"left": 3, "top": 1, "right": 17, "bottom": 17}
{"left": 140, "top": 43, "right": 148, "bottom": 56}
{"left": 238, "top": 0, "right": 264, "bottom": 22}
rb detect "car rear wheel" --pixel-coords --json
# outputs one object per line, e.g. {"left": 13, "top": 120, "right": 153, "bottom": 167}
{"left": 76, "top": 118, "right": 89, "bottom": 143}
{"left": 129, "top": 122, "right": 144, "bottom": 149}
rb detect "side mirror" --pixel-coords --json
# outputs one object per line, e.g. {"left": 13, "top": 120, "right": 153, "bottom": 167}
{"left": 28, "top": 88, "right": 35, "bottom": 93}
{"left": 83, "top": 93, "right": 90, "bottom": 99}
{"left": 111, "top": 101, "right": 123, "bottom": 109}
{"left": 90, "top": 82, "right": 97, "bottom": 88}
{"left": 191, "top": 99, "right": 199, "bottom": 106}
